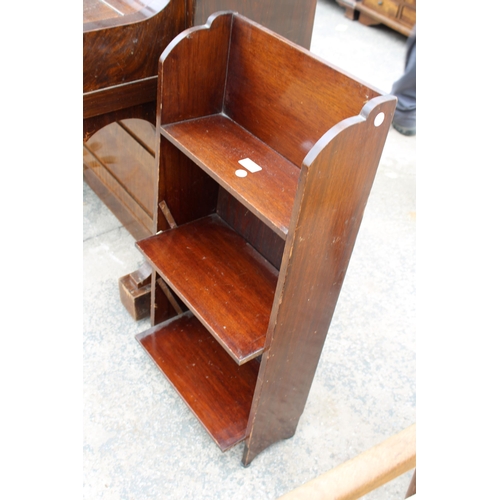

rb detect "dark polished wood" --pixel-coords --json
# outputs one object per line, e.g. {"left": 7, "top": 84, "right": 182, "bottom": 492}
{"left": 117, "top": 262, "right": 153, "bottom": 321}
{"left": 137, "top": 214, "right": 279, "bottom": 364}
{"left": 224, "top": 16, "right": 380, "bottom": 167}
{"left": 84, "top": 0, "right": 187, "bottom": 141}
{"left": 242, "top": 95, "right": 396, "bottom": 465}
{"left": 136, "top": 312, "right": 260, "bottom": 451}
{"left": 135, "top": 12, "right": 396, "bottom": 465}
{"left": 83, "top": 77, "right": 157, "bottom": 121}
{"left": 217, "top": 189, "right": 285, "bottom": 270}
{"left": 161, "top": 115, "right": 300, "bottom": 238}
{"left": 83, "top": 0, "right": 186, "bottom": 93}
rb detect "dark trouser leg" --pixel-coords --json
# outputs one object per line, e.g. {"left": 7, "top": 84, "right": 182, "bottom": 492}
{"left": 391, "top": 28, "right": 416, "bottom": 135}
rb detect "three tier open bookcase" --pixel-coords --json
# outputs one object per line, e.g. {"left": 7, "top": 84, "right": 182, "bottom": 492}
{"left": 134, "top": 11, "right": 396, "bottom": 465}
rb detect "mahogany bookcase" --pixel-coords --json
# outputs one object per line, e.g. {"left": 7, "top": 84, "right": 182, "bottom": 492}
{"left": 134, "top": 12, "right": 396, "bottom": 466}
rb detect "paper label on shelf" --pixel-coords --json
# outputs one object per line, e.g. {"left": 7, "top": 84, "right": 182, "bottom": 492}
{"left": 238, "top": 158, "right": 262, "bottom": 173}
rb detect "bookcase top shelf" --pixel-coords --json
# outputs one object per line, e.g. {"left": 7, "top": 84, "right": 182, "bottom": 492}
{"left": 161, "top": 113, "right": 300, "bottom": 239}
{"left": 136, "top": 214, "right": 279, "bottom": 364}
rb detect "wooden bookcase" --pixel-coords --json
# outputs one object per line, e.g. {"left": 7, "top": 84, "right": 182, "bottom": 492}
{"left": 134, "top": 11, "right": 396, "bottom": 466}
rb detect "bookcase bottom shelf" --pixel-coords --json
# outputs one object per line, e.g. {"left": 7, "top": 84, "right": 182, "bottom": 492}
{"left": 136, "top": 311, "right": 260, "bottom": 451}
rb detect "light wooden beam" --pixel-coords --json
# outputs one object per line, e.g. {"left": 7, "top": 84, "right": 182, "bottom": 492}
{"left": 278, "top": 424, "right": 416, "bottom": 500}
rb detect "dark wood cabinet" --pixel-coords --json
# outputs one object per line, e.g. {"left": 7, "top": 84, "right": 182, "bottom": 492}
{"left": 133, "top": 12, "right": 396, "bottom": 465}
{"left": 337, "top": 0, "right": 415, "bottom": 37}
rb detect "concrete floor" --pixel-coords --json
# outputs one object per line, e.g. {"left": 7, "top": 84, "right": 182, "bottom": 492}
{"left": 83, "top": 1, "right": 416, "bottom": 498}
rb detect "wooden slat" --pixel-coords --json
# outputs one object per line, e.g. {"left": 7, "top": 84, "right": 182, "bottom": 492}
{"left": 136, "top": 214, "right": 279, "bottom": 364}
{"left": 84, "top": 121, "right": 156, "bottom": 218}
{"left": 83, "top": 77, "right": 158, "bottom": 119}
{"left": 161, "top": 114, "right": 300, "bottom": 238}
{"left": 119, "top": 118, "right": 156, "bottom": 155}
{"left": 277, "top": 424, "right": 416, "bottom": 500}
{"left": 83, "top": 143, "right": 154, "bottom": 239}
{"left": 136, "top": 312, "right": 260, "bottom": 451}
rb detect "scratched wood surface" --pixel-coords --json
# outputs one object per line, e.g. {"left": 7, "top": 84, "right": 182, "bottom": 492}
{"left": 136, "top": 214, "right": 279, "bottom": 365}
{"left": 136, "top": 312, "right": 260, "bottom": 451}
{"left": 161, "top": 115, "right": 300, "bottom": 239}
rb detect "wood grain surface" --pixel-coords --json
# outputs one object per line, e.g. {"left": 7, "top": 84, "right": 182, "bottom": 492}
{"left": 137, "top": 215, "right": 279, "bottom": 364}
{"left": 137, "top": 312, "right": 260, "bottom": 450}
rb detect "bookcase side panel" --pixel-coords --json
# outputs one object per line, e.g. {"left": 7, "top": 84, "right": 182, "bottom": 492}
{"left": 157, "top": 12, "right": 232, "bottom": 125}
{"left": 243, "top": 96, "right": 396, "bottom": 465}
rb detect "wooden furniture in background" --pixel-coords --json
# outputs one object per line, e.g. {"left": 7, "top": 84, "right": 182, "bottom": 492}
{"left": 277, "top": 424, "right": 416, "bottom": 499}
{"left": 83, "top": 0, "right": 186, "bottom": 240}
{"left": 336, "top": 0, "right": 415, "bottom": 37}
{"left": 83, "top": 1, "right": 318, "bottom": 319}
{"left": 134, "top": 12, "right": 396, "bottom": 465}
{"left": 83, "top": 0, "right": 186, "bottom": 141}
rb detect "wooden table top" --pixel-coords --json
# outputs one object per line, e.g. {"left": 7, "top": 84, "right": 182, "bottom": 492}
{"left": 83, "top": 0, "right": 163, "bottom": 24}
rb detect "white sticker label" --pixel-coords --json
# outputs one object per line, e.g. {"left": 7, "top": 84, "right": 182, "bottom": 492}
{"left": 235, "top": 169, "right": 248, "bottom": 178}
{"left": 238, "top": 158, "right": 262, "bottom": 173}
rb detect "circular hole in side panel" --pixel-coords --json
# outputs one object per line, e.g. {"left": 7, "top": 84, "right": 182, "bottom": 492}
{"left": 374, "top": 112, "right": 385, "bottom": 127}
{"left": 235, "top": 169, "right": 248, "bottom": 177}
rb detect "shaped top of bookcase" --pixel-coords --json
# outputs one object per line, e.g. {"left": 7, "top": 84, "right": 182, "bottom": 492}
{"left": 157, "top": 11, "right": 383, "bottom": 169}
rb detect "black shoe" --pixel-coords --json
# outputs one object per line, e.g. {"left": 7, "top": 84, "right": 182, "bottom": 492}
{"left": 392, "top": 122, "right": 416, "bottom": 136}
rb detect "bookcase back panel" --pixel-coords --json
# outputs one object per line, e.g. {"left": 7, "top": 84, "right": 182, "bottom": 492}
{"left": 224, "top": 15, "right": 381, "bottom": 168}
{"left": 217, "top": 189, "right": 285, "bottom": 270}
{"left": 157, "top": 137, "right": 219, "bottom": 230}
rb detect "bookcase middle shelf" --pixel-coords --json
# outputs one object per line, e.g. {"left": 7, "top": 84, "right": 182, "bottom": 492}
{"left": 136, "top": 214, "right": 279, "bottom": 365}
